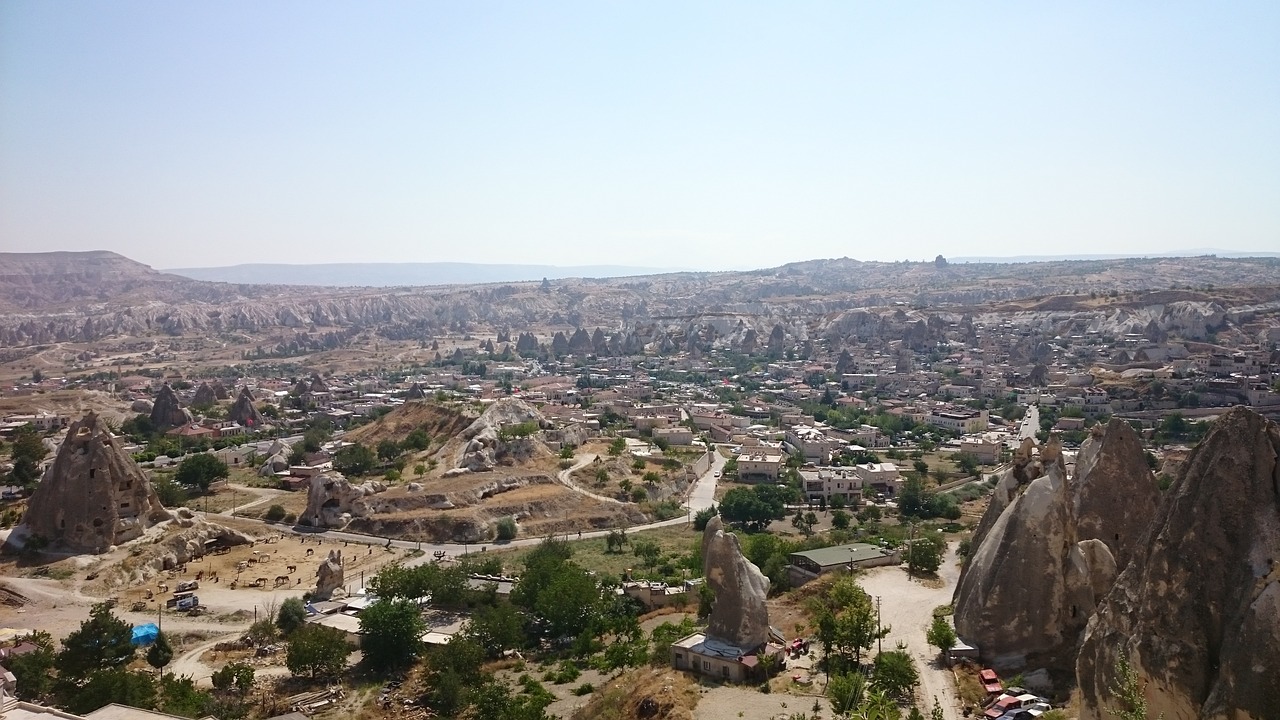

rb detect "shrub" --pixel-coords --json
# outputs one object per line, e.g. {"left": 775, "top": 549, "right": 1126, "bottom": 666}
{"left": 495, "top": 517, "right": 518, "bottom": 541}
{"left": 264, "top": 504, "right": 286, "bottom": 522}
{"left": 283, "top": 513, "right": 297, "bottom": 524}
{"left": 571, "top": 682, "right": 594, "bottom": 696}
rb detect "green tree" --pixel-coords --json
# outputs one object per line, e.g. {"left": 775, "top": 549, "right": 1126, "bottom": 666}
{"left": 63, "top": 668, "right": 156, "bottom": 716}
{"left": 873, "top": 649, "right": 919, "bottom": 699}
{"left": 57, "top": 603, "right": 136, "bottom": 680}
{"left": 1108, "top": 653, "right": 1159, "bottom": 720}
{"left": 145, "top": 632, "right": 174, "bottom": 670}
{"left": 693, "top": 505, "right": 717, "bottom": 531}
{"left": 157, "top": 673, "right": 212, "bottom": 718}
{"left": 809, "top": 576, "right": 888, "bottom": 671}
{"left": 953, "top": 452, "right": 979, "bottom": 476}
{"left": 926, "top": 616, "right": 957, "bottom": 659}
{"left": 403, "top": 428, "right": 431, "bottom": 451}
{"left": 906, "top": 533, "right": 945, "bottom": 575}
{"left": 210, "top": 661, "right": 255, "bottom": 695}
{"left": 608, "top": 437, "right": 626, "bottom": 456}
{"left": 333, "top": 443, "right": 377, "bottom": 475}
{"left": 264, "top": 504, "right": 286, "bottom": 522}
{"left": 605, "top": 529, "right": 628, "bottom": 553}
{"left": 7, "top": 427, "right": 47, "bottom": 490}
{"left": 831, "top": 509, "right": 851, "bottom": 530}
{"left": 174, "top": 453, "right": 229, "bottom": 493}
{"left": 495, "top": 516, "right": 518, "bottom": 541}
{"left": 632, "top": 539, "right": 661, "bottom": 566}
{"left": 466, "top": 602, "right": 527, "bottom": 658}
{"left": 360, "top": 599, "right": 427, "bottom": 671}
{"left": 285, "top": 624, "right": 351, "bottom": 679}
{"left": 6, "top": 630, "right": 55, "bottom": 701}
{"left": 276, "top": 597, "right": 307, "bottom": 635}
{"left": 377, "top": 439, "right": 403, "bottom": 462}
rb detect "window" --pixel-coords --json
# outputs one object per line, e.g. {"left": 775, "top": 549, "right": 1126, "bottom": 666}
{"left": 703, "top": 661, "right": 710, "bottom": 671}
{"left": 721, "top": 666, "right": 729, "bottom": 678}
{"left": 88, "top": 469, "right": 95, "bottom": 479}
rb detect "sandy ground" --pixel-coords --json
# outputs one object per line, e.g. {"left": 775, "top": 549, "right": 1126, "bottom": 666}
{"left": 694, "top": 684, "right": 833, "bottom": 720}
{"left": 857, "top": 542, "right": 963, "bottom": 720}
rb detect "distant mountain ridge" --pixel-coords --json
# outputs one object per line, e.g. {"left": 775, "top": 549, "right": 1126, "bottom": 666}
{"left": 165, "top": 262, "right": 688, "bottom": 287}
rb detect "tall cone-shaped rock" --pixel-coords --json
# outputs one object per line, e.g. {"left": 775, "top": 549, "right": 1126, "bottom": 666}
{"left": 149, "top": 383, "right": 192, "bottom": 429}
{"left": 1069, "top": 418, "right": 1161, "bottom": 569}
{"left": 1076, "top": 407, "right": 1280, "bottom": 720}
{"left": 227, "top": 387, "right": 264, "bottom": 429}
{"left": 702, "top": 516, "right": 771, "bottom": 650}
{"left": 191, "top": 382, "right": 217, "bottom": 408}
{"left": 22, "top": 413, "right": 170, "bottom": 553}
{"left": 954, "top": 422, "right": 1159, "bottom": 674}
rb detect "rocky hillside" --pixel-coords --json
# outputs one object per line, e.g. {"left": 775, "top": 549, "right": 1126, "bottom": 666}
{"left": 1075, "top": 407, "right": 1280, "bottom": 720}
{"left": 2, "top": 251, "right": 1280, "bottom": 347}
{"left": 953, "top": 419, "right": 1160, "bottom": 677}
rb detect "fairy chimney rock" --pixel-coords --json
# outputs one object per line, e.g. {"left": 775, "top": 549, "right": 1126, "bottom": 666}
{"left": 22, "top": 413, "right": 171, "bottom": 553}
{"left": 150, "top": 384, "right": 192, "bottom": 429}
{"left": 702, "top": 516, "right": 771, "bottom": 650}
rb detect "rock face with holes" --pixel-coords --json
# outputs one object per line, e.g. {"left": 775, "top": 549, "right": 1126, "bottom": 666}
{"left": 21, "top": 413, "right": 171, "bottom": 553}
{"left": 302, "top": 473, "right": 387, "bottom": 528}
{"left": 953, "top": 419, "right": 1160, "bottom": 676}
{"left": 314, "top": 549, "right": 345, "bottom": 600}
{"left": 149, "top": 384, "right": 192, "bottom": 430}
{"left": 1076, "top": 407, "right": 1280, "bottom": 720}
{"left": 702, "top": 516, "right": 771, "bottom": 650}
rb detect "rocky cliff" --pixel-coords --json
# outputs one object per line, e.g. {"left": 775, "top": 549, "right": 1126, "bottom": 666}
{"left": 953, "top": 420, "right": 1160, "bottom": 675}
{"left": 21, "top": 413, "right": 171, "bottom": 553}
{"left": 1076, "top": 407, "right": 1280, "bottom": 720}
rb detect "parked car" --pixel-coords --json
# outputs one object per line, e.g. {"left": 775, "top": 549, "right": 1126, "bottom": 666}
{"left": 979, "top": 668, "right": 1003, "bottom": 695}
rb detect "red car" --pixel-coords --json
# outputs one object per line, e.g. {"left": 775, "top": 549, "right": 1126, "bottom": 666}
{"left": 979, "top": 669, "right": 1003, "bottom": 696}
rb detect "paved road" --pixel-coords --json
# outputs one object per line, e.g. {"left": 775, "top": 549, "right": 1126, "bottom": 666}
{"left": 206, "top": 447, "right": 728, "bottom": 572}
{"left": 1017, "top": 405, "right": 1040, "bottom": 441}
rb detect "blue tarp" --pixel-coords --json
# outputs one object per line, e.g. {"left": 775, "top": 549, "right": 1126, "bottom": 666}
{"left": 131, "top": 623, "right": 159, "bottom": 646}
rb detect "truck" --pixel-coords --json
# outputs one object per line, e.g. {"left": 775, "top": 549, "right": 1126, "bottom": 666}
{"left": 175, "top": 595, "right": 199, "bottom": 611}
{"left": 176, "top": 580, "right": 199, "bottom": 592}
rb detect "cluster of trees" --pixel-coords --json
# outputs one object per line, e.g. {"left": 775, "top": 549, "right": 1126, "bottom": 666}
{"left": 173, "top": 453, "right": 229, "bottom": 493}
{"left": 8, "top": 603, "right": 256, "bottom": 718}
{"left": 897, "top": 477, "right": 962, "bottom": 520}
{"left": 5, "top": 426, "right": 47, "bottom": 490}
{"left": 719, "top": 484, "right": 800, "bottom": 532}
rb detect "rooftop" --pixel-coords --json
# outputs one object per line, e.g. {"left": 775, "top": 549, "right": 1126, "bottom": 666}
{"left": 789, "top": 542, "right": 890, "bottom": 568}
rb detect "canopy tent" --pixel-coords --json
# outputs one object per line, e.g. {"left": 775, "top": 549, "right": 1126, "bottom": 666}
{"left": 131, "top": 623, "right": 159, "bottom": 646}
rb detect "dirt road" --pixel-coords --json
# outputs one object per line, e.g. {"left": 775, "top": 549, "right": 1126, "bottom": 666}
{"left": 858, "top": 542, "right": 962, "bottom": 720}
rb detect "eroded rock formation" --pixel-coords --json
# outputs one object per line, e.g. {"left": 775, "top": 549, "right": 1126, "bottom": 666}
{"left": 191, "top": 382, "right": 217, "bottom": 408}
{"left": 149, "top": 384, "right": 192, "bottom": 429}
{"left": 314, "top": 549, "right": 344, "bottom": 600}
{"left": 953, "top": 419, "right": 1159, "bottom": 674}
{"left": 456, "top": 397, "right": 552, "bottom": 472}
{"left": 702, "top": 516, "right": 770, "bottom": 650}
{"left": 303, "top": 473, "right": 387, "bottom": 528}
{"left": 227, "top": 387, "right": 264, "bottom": 429}
{"left": 1076, "top": 407, "right": 1280, "bottom": 720}
{"left": 21, "top": 413, "right": 171, "bottom": 553}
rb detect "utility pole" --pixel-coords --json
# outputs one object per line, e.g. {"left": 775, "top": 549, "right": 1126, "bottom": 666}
{"left": 876, "top": 595, "right": 882, "bottom": 655}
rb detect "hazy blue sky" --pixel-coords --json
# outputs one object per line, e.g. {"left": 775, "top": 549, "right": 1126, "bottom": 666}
{"left": 2, "top": 2, "right": 1277, "bottom": 270}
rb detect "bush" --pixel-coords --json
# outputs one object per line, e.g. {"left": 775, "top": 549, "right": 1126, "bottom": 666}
{"left": 264, "top": 504, "right": 286, "bottom": 522}
{"left": 282, "top": 513, "right": 297, "bottom": 524}
{"left": 571, "top": 682, "right": 594, "bottom": 696}
{"left": 495, "top": 517, "right": 518, "bottom": 541}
